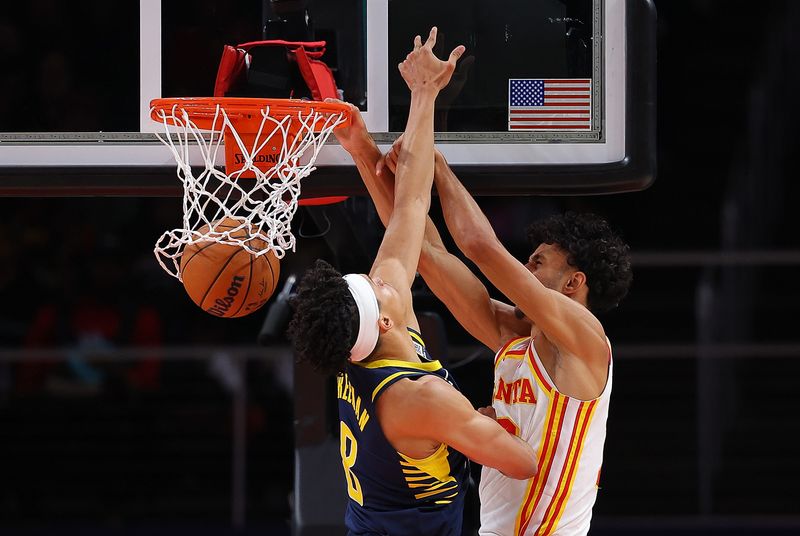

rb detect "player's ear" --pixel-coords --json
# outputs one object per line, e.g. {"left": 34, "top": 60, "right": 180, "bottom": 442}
{"left": 563, "top": 271, "right": 587, "bottom": 295}
{"left": 379, "top": 314, "right": 394, "bottom": 333}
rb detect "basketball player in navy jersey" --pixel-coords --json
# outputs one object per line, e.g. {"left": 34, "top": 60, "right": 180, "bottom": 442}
{"left": 287, "top": 28, "right": 537, "bottom": 536}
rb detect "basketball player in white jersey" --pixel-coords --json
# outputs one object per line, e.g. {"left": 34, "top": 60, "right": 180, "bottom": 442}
{"left": 328, "top": 120, "right": 632, "bottom": 535}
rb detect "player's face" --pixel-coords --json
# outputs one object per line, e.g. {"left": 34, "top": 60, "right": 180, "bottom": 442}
{"left": 514, "top": 243, "right": 575, "bottom": 321}
{"left": 514, "top": 244, "right": 575, "bottom": 319}
{"left": 523, "top": 243, "right": 573, "bottom": 291}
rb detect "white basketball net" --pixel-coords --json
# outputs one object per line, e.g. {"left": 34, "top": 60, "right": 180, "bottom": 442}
{"left": 151, "top": 102, "right": 347, "bottom": 280}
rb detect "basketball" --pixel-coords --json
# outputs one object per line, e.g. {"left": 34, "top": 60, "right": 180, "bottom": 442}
{"left": 179, "top": 217, "right": 280, "bottom": 318}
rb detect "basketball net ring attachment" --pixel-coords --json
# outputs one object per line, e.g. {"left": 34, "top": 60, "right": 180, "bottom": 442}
{"left": 149, "top": 97, "right": 351, "bottom": 280}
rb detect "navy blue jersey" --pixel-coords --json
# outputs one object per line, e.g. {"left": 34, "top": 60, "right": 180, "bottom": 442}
{"left": 337, "top": 328, "right": 470, "bottom": 536}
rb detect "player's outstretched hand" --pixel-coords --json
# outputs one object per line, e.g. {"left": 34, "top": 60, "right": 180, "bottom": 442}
{"left": 324, "top": 98, "right": 372, "bottom": 155}
{"left": 398, "top": 27, "right": 465, "bottom": 94}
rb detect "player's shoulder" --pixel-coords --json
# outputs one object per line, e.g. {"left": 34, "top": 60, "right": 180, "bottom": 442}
{"left": 383, "top": 373, "right": 453, "bottom": 404}
{"left": 410, "top": 373, "right": 454, "bottom": 394}
{"left": 375, "top": 374, "right": 461, "bottom": 438}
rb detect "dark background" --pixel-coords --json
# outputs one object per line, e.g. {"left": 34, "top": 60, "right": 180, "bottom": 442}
{"left": 2, "top": 0, "right": 800, "bottom": 535}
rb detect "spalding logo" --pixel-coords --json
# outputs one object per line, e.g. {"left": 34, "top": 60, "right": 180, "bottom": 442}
{"left": 234, "top": 153, "right": 279, "bottom": 165}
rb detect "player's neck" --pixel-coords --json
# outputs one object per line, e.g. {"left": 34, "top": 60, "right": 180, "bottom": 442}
{"left": 370, "top": 331, "right": 420, "bottom": 363}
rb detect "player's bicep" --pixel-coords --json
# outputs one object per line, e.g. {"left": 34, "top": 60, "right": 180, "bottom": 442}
{"left": 410, "top": 379, "right": 536, "bottom": 479}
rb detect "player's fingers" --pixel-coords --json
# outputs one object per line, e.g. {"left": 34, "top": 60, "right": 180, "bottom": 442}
{"left": 383, "top": 136, "right": 401, "bottom": 174}
{"left": 324, "top": 98, "right": 357, "bottom": 116}
{"left": 387, "top": 147, "right": 399, "bottom": 174}
{"left": 376, "top": 155, "right": 386, "bottom": 176}
{"left": 424, "top": 27, "right": 437, "bottom": 49}
{"left": 477, "top": 406, "right": 497, "bottom": 419}
{"left": 413, "top": 35, "right": 422, "bottom": 51}
{"left": 392, "top": 134, "right": 404, "bottom": 152}
{"left": 448, "top": 45, "right": 466, "bottom": 66}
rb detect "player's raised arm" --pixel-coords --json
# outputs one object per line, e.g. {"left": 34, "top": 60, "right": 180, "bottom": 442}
{"left": 368, "top": 28, "right": 464, "bottom": 293}
{"left": 373, "top": 136, "right": 531, "bottom": 350}
{"left": 432, "top": 153, "right": 609, "bottom": 363}
{"left": 328, "top": 112, "right": 519, "bottom": 349}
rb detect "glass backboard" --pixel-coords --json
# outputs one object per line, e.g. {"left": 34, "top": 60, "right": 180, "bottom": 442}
{"left": 0, "top": 0, "right": 655, "bottom": 196}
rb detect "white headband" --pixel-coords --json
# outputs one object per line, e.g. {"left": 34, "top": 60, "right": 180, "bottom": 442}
{"left": 343, "top": 274, "right": 380, "bottom": 362}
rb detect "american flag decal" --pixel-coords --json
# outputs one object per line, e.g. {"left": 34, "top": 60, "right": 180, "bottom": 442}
{"left": 508, "top": 79, "right": 592, "bottom": 130}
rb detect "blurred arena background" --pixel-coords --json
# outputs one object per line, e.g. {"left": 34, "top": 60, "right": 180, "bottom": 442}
{"left": 1, "top": 1, "right": 799, "bottom": 535}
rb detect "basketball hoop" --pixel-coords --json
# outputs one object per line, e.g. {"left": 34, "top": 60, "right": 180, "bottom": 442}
{"left": 149, "top": 97, "right": 350, "bottom": 280}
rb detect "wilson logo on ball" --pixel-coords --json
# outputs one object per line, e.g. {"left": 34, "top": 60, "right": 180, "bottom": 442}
{"left": 180, "top": 217, "right": 280, "bottom": 318}
{"left": 207, "top": 275, "right": 246, "bottom": 317}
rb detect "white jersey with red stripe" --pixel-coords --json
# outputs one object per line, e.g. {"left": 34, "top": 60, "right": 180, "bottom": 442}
{"left": 479, "top": 336, "right": 612, "bottom": 536}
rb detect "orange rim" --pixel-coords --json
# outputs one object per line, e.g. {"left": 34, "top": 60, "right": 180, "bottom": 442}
{"left": 150, "top": 97, "right": 351, "bottom": 132}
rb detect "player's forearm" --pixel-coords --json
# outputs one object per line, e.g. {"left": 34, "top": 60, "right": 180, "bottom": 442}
{"left": 349, "top": 142, "right": 394, "bottom": 228}
{"left": 434, "top": 152, "right": 501, "bottom": 260}
{"left": 372, "top": 90, "right": 438, "bottom": 284}
{"left": 459, "top": 414, "right": 538, "bottom": 480}
{"left": 363, "top": 139, "right": 452, "bottom": 289}
{"left": 363, "top": 164, "right": 446, "bottom": 263}
{"left": 418, "top": 239, "right": 503, "bottom": 350}
{"left": 361, "top": 160, "right": 476, "bottom": 310}
{"left": 393, "top": 89, "right": 437, "bottom": 210}
{"left": 351, "top": 138, "right": 455, "bottom": 273}
{"left": 499, "top": 435, "right": 538, "bottom": 480}
{"left": 417, "top": 227, "right": 455, "bottom": 294}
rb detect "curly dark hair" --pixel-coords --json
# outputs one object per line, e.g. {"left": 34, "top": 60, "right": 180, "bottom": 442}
{"left": 286, "top": 259, "right": 359, "bottom": 376}
{"left": 526, "top": 212, "right": 632, "bottom": 313}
